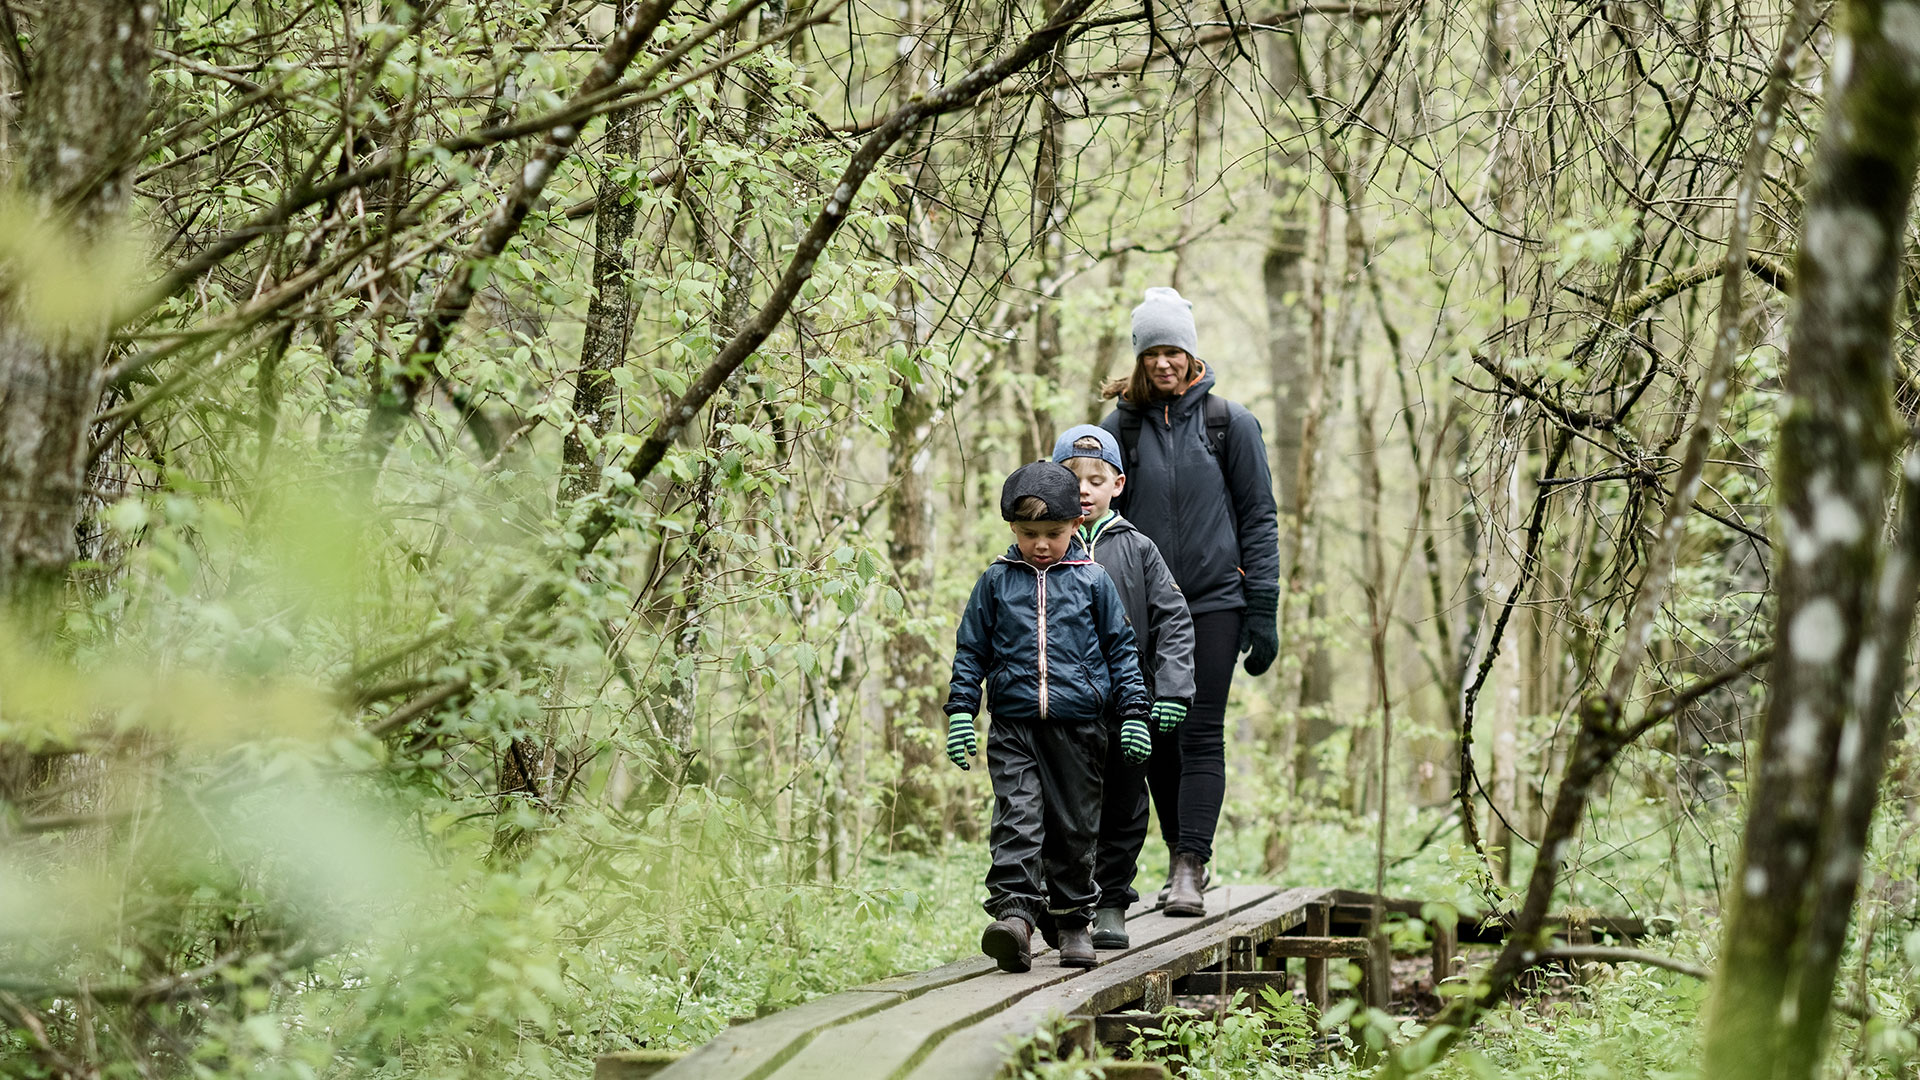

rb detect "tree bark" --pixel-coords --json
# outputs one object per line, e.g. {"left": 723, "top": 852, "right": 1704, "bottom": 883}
{"left": 881, "top": 0, "right": 943, "bottom": 845}
{"left": 1702, "top": 2, "right": 1920, "bottom": 1076}
{"left": 559, "top": 105, "right": 645, "bottom": 506}
{"left": 0, "top": 0, "right": 154, "bottom": 605}
{"left": 1024, "top": 10, "right": 1068, "bottom": 465}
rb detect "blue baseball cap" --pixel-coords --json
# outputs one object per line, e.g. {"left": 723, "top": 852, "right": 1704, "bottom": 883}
{"left": 1051, "top": 424, "right": 1125, "bottom": 477}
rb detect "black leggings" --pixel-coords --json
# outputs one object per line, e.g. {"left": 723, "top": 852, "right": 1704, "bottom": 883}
{"left": 1147, "top": 608, "right": 1240, "bottom": 863}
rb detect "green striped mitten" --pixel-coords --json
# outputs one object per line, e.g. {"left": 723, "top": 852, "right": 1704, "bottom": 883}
{"left": 946, "top": 713, "right": 978, "bottom": 770}
{"left": 1120, "top": 716, "right": 1152, "bottom": 765}
{"left": 1150, "top": 699, "right": 1187, "bottom": 733}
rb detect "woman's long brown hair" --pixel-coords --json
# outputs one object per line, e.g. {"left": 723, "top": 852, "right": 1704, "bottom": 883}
{"left": 1102, "top": 354, "right": 1204, "bottom": 402}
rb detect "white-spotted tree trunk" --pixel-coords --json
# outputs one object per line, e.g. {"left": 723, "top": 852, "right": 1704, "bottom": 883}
{"left": 1701, "top": 2, "right": 1920, "bottom": 1077}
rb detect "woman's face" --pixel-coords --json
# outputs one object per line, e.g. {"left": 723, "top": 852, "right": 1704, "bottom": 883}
{"left": 1139, "top": 345, "right": 1194, "bottom": 397}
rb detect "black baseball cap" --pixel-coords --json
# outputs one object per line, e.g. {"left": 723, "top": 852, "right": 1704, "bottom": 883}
{"left": 1000, "top": 461, "right": 1084, "bottom": 522}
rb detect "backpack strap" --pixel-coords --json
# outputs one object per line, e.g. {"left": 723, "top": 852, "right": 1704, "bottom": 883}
{"left": 1117, "top": 411, "right": 1144, "bottom": 470}
{"left": 1203, "top": 393, "right": 1232, "bottom": 459}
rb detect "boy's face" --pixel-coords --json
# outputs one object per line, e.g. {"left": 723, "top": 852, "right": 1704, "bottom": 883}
{"left": 1065, "top": 457, "right": 1125, "bottom": 521}
{"left": 1010, "top": 518, "right": 1082, "bottom": 567}
{"left": 1140, "top": 345, "right": 1194, "bottom": 397}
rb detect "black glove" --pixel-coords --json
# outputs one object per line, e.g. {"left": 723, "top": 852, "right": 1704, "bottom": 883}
{"left": 1240, "top": 583, "right": 1280, "bottom": 676}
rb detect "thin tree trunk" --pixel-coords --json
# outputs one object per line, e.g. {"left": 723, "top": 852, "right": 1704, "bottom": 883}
{"left": 560, "top": 104, "right": 645, "bottom": 506}
{"left": 0, "top": 0, "right": 155, "bottom": 605}
{"left": 1086, "top": 253, "right": 1131, "bottom": 423}
{"left": 1025, "top": 17, "right": 1068, "bottom": 463}
{"left": 881, "top": 0, "right": 943, "bottom": 846}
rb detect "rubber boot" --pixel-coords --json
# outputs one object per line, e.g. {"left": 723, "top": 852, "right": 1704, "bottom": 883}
{"left": 1091, "top": 906, "right": 1130, "bottom": 949}
{"left": 981, "top": 914, "right": 1034, "bottom": 973}
{"left": 1164, "top": 851, "right": 1206, "bottom": 917}
{"left": 1057, "top": 925, "right": 1097, "bottom": 968}
{"left": 1033, "top": 909, "right": 1060, "bottom": 950}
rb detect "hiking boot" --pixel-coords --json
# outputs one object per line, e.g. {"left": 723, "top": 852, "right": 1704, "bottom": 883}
{"left": 1091, "top": 906, "right": 1130, "bottom": 949}
{"left": 981, "top": 915, "right": 1033, "bottom": 973}
{"left": 1058, "top": 925, "right": 1097, "bottom": 968}
{"left": 1165, "top": 852, "right": 1206, "bottom": 917}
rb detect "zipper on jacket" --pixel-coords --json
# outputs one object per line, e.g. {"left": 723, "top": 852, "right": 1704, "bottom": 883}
{"left": 1036, "top": 569, "right": 1049, "bottom": 719}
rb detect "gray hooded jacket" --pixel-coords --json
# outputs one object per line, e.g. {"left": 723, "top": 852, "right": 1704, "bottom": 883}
{"left": 1080, "top": 512, "right": 1196, "bottom": 705}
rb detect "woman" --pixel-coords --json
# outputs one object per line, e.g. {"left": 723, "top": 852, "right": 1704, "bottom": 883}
{"left": 1100, "top": 286, "right": 1280, "bottom": 917}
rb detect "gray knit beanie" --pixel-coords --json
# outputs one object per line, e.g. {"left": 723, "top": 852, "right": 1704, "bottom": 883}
{"left": 1130, "top": 286, "right": 1200, "bottom": 360}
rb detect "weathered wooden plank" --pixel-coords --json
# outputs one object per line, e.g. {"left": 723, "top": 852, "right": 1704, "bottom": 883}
{"left": 651, "top": 990, "right": 903, "bottom": 1080}
{"left": 598, "top": 1050, "right": 686, "bottom": 1080}
{"left": 1262, "top": 936, "right": 1371, "bottom": 959}
{"left": 900, "top": 887, "right": 1332, "bottom": 1080}
{"left": 654, "top": 895, "right": 1188, "bottom": 1080}
{"left": 1090, "top": 1011, "right": 1164, "bottom": 1044}
{"left": 771, "top": 886, "right": 1281, "bottom": 1080}
{"left": 1089, "top": 1064, "right": 1169, "bottom": 1080}
{"left": 859, "top": 894, "right": 1163, "bottom": 996}
{"left": 862, "top": 957, "right": 999, "bottom": 997}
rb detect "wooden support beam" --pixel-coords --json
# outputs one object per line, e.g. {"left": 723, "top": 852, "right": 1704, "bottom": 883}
{"left": 1141, "top": 970, "right": 1170, "bottom": 1013}
{"left": 1229, "top": 935, "right": 1256, "bottom": 972}
{"left": 1303, "top": 903, "right": 1330, "bottom": 1015}
{"left": 1171, "top": 970, "right": 1294, "bottom": 996}
{"left": 1431, "top": 921, "right": 1458, "bottom": 987}
{"left": 1092, "top": 1011, "right": 1166, "bottom": 1044}
{"left": 1264, "top": 936, "right": 1372, "bottom": 959}
{"left": 1089, "top": 1065, "right": 1168, "bottom": 1080}
{"left": 1366, "top": 929, "right": 1392, "bottom": 1010}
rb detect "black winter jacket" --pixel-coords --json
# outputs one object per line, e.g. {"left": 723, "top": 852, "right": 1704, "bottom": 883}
{"left": 1102, "top": 367, "right": 1281, "bottom": 616}
{"left": 945, "top": 539, "right": 1151, "bottom": 723}
{"left": 1080, "top": 512, "right": 1195, "bottom": 706}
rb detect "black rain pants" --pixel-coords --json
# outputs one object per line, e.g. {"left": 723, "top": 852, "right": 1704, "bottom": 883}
{"left": 984, "top": 715, "right": 1105, "bottom": 929}
{"left": 1093, "top": 712, "right": 1151, "bottom": 909}
{"left": 1147, "top": 609, "right": 1240, "bottom": 864}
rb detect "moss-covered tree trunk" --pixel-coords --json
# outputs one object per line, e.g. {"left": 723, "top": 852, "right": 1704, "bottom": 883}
{"left": 1700, "top": 3, "right": 1920, "bottom": 1077}
{"left": 0, "top": 0, "right": 153, "bottom": 605}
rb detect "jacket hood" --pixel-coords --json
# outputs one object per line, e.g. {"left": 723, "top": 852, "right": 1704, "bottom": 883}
{"left": 1115, "top": 362, "right": 1216, "bottom": 417}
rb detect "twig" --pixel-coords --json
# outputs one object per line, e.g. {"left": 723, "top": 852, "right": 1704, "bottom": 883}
{"left": 1534, "top": 946, "right": 1710, "bottom": 981}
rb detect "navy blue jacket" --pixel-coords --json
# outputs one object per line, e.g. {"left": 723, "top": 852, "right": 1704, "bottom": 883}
{"left": 1103, "top": 367, "right": 1281, "bottom": 616}
{"left": 945, "top": 539, "right": 1150, "bottom": 722}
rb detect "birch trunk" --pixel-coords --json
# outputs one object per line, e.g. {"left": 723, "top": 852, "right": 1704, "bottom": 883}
{"left": 1702, "top": 2, "right": 1920, "bottom": 1075}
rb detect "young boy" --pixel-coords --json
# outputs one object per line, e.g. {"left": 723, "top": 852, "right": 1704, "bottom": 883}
{"left": 945, "top": 461, "right": 1153, "bottom": 973}
{"left": 1051, "top": 425, "right": 1195, "bottom": 949}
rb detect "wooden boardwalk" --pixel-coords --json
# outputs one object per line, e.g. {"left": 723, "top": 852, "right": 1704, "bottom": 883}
{"left": 599, "top": 884, "right": 1449, "bottom": 1080}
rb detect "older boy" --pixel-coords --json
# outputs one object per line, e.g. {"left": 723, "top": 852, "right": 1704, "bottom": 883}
{"left": 945, "top": 461, "right": 1152, "bottom": 972}
{"left": 1052, "top": 426, "right": 1195, "bottom": 949}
